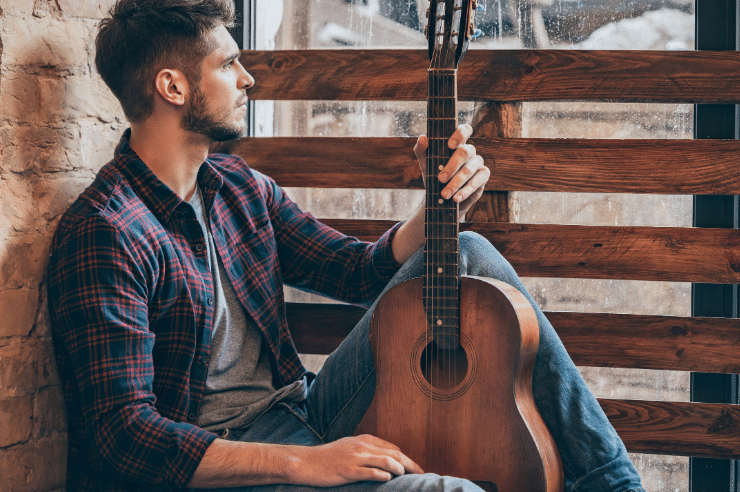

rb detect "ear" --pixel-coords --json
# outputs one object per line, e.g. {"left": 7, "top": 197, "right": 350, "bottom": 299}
{"left": 154, "top": 69, "right": 189, "bottom": 107}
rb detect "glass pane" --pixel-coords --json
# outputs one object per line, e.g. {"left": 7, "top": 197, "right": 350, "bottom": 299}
{"left": 253, "top": 1, "right": 695, "bottom": 489}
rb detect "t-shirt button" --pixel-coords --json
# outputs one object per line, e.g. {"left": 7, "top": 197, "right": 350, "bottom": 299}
{"left": 188, "top": 413, "right": 196, "bottom": 421}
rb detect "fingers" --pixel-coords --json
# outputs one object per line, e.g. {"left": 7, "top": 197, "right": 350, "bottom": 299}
{"left": 441, "top": 152, "right": 488, "bottom": 204}
{"left": 448, "top": 123, "right": 473, "bottom": 150}
{"left": 355, "top": 435, "right": 424, "bottom": 476}
{"left": 440, "top": 124, "right": 487, "bottom": 204}
{"left": 415, "top": 124, "right": 489, "bottom": 207}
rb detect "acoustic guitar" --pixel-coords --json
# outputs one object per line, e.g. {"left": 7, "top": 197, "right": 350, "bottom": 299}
{"left": 354, "top": 1, "right": 564, "bottom": 490}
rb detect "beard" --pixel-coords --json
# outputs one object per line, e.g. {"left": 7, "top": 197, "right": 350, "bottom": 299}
{"left": 182, "top": 85, "right": 246, "bottom": 142}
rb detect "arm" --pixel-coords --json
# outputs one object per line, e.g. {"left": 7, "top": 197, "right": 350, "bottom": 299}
{"left": 48, "top": 216, "right": 217, "bottom": 487}
{"left": 391, "top": 124, "right": 490, "bottom": 264}
{"left": 255, "top": 171, "right": 403, "bottom": 305}
{"left": 187, "top": 434, "right": 423, "bottom": 488}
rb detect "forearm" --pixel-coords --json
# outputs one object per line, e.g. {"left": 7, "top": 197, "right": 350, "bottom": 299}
{"left": 187, "top": 434, "right": 422, "bottom": 489}
{"left": 391, "top": 203, "right": 425, "bottom": 265}
{"left": 186, "top": 439, "right": 297, "bottom": 488}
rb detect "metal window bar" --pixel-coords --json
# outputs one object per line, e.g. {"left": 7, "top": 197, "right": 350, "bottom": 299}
{"left": 692, "top": 1, "right": 740, "bottom": 491}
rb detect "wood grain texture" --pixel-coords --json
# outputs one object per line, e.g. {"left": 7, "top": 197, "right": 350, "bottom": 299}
{"left": 599, "top": 399, "right": 740, "bottom": 459}
{"left": 314, "top": 219, "right": 740, "bottom": 283}
{"left": 287, "top": 303, "right": 740, "bottom": 373}
{"left": 214, "top": 137, "right": 740, "bottom": 195}
{"left": 548, "top": 312, "right": 740, "bottom": 373}
{"left": 241, "top": 49, "right": 740, "bottom": 103}
{"left": 356, "top": 277, "right": 563, "bottom": 492}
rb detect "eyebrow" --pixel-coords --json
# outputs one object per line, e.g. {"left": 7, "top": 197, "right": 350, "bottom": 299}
{"left": 222, "top": 52, "right": 240, "bottom": 64}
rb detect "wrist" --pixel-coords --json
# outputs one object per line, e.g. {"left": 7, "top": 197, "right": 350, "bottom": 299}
{"left": 274, "top": 444, "right": 307, "bottom": 484}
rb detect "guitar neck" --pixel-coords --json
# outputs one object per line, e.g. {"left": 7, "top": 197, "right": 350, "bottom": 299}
{"left": 424, "top": 68, "right": 460, "bottom": 349}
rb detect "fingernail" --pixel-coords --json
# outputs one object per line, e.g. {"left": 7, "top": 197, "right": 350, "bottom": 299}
{"left": 438, "top": 172, "right": 448, "bottom": 182}
{"left": 442, "top": 190, "right": 451, "bottom": 199}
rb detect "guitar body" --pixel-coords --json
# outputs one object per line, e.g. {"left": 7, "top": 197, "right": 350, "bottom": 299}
{"left": 355, "top": 276, "right": 564, "bottom": 492}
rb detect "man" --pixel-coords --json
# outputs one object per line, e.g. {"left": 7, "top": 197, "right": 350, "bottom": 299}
{"left": 47, "top": 0, "right": 646, "bottom": 491}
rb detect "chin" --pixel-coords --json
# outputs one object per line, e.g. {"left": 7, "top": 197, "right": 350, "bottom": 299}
{"left": 209, "top": 124, "right": 246, "bottom": 142}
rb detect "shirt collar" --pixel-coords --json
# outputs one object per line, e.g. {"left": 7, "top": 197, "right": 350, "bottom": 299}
{"left": 113, "top": 129, "right": 224, "bottom": 224}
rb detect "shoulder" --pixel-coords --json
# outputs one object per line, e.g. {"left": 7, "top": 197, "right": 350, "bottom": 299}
{"left": 51, "top": 161, "right": 147, "bottom": 260}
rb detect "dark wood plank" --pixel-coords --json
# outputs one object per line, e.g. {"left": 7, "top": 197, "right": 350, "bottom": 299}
{"left": 548, "top": 312, "right": 740, "bottom": 373}
{"left": 241, "top": 49, "right": 740, "bottom": 103}
{"left": 215, "top": 137, "right": 423, "bottom": 190}
{"left": 474, "top": 138, "right": 740, "bottom": 195}
{"left": 287, "top": 303, "right": 740, "bottom": 373}
{"left": 287, "top": 302, "right": 364, "bottom": 354}
{"left": 215, "top": 137, "right": 740, "bottom": 195}
{"left": 316, "top": 219, "right": 740, "bottom": 284}
{"left": 599, "top": 399, "right": 740, "bottom": 459}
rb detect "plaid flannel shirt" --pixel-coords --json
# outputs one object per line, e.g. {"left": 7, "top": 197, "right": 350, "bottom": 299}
{"left": 47, "top": 130, "right": 403, "bottom": 491}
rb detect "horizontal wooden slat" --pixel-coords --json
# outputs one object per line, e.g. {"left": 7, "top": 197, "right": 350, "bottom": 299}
{"left": 600, "top": 399, "right": 740, "bottom": 459}
{"left": 287, "top": 303, "right": 740, "bottom": 373}
{"left": 243, "top": 49, "right": 740, "bottom": 103}
{"left": 287, "top": 303, "right": 365, "bottom": 354}
{"left": 216, "top": 136, "right": 740, "bottom": 195}
{"left": 316, "top": 219, "right": 740, "bottom": 284}
{"left": 545, "top": 312, "right": 740, "bottom": 373}
{"left": 216, "top": 137, "right": 423, "bottom": 190}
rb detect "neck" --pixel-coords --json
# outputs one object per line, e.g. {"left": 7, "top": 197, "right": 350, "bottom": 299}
{"left": 128, "top": 118, "right": 211, "bottom": 201}
{"left": 424, "top": 68, "right": 460, "bottom": 350}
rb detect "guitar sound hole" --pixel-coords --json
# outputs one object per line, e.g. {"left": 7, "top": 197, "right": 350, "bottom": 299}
{"left": 420, "top": 341, "right": 468, "bottom": 390}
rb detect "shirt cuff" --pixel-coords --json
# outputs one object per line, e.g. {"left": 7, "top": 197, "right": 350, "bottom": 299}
{"left": 370, "top": 221, "right": 405, "bottom": 281}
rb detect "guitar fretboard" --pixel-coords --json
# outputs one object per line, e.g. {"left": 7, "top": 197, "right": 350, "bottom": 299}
{"left": 424, "top": 68, "right": 460, "bottom": 349}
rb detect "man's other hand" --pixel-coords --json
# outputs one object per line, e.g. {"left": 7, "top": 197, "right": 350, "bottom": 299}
{"left": 287, "top": 434, "right": 424, "bottom": 487}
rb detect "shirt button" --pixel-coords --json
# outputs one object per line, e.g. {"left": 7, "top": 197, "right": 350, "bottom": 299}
{"left": 207, "top": 297, "right": 214, "bottom": 306}
{"left": 200, "top": 354, "right": 208, "bottom": 364}
{"left": 188, "top": 413, "right": 196, "bottom": 421}
{"left": 195, "top": 244, "right": 204, "bottom": 252}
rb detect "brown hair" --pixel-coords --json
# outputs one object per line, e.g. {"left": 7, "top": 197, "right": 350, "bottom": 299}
{"left": 95, "top": 0, "right": 236, "bottom": 122}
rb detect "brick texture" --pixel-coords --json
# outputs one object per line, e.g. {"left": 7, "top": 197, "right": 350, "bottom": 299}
{"left": 0, "top": 1, "right": 127, "bottom": 490}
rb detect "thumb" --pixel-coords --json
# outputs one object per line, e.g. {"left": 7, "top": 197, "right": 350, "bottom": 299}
{"left": 413, "top": 135, "right": 428, "bottom": 161}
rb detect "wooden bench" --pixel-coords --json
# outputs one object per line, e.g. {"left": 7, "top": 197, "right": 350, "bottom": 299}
{"left": 215, "top": 48, "right": 740, "bottom": 464}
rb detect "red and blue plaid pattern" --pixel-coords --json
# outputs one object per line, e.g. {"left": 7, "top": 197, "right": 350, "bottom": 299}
{"left": 47, "top": 131, "right": 402, "bottom": 491}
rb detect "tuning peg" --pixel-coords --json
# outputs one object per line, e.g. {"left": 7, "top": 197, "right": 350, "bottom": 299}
{"left": 471, "top": 28, "right": 483, "bottom": 39}
{"left": 477, "top": 3, "right": 486, "bottom": 12}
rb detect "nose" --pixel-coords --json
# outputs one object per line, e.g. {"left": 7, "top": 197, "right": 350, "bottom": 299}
{"left": 237, "top": 59, "right": 255, "bottom": 90}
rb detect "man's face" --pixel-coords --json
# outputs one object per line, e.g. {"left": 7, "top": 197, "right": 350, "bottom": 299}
{"left": 181, "top": 25, "right": 254, "bottom": 142}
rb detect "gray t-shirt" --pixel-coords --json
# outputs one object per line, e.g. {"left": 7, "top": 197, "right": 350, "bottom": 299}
{"left": 189, "top": 186, "right": 306, "bottom": 432}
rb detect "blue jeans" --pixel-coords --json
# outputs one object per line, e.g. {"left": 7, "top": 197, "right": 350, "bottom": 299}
{"left": 199, "top": 232, "right": 645, "bottom": 492}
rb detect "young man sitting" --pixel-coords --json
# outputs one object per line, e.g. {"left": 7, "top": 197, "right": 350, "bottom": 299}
{"left": 47, "top": 1, "right": 645, "bottom": 491}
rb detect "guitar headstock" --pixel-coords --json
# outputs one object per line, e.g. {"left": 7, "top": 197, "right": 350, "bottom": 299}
{"left": 424, "top": 0, "right": 480, "bottom": 69}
